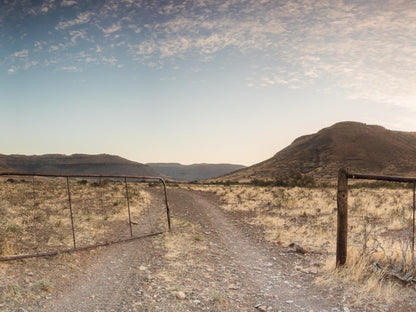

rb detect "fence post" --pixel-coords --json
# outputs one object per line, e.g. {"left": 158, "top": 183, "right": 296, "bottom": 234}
{"left": 412, "top": 180, "right": 415, "bottom": 264}
{"left": 336, "top": 168, "right": 348, "bottom": 267}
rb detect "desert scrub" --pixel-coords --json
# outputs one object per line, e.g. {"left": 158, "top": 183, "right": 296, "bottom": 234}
{"left": 189, "top": 185, "right": 416, "bottom": 261}
{"left": 316, "top": 247, "right": 407, "bottom": 306}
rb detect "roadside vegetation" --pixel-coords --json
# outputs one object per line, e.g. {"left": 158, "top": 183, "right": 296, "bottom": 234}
{"left": 2, "top": 176, "right": 416, "bottom": 308}
{"left": 185, "top": 182, "right": 416, "bottom": 306}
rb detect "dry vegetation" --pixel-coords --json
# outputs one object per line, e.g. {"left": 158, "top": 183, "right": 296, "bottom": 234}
{"left": 0, "top": 176, "right": 164, "bottom": 258}
{"left": 2, "top": 176, "right": 416, "bottom": 308}
{"left": 186, "top": 183, "right": 416, "bottom": 305}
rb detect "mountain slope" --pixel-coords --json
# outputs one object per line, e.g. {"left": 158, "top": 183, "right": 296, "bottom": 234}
{"left": 0, "top": 154, "right": 159, "bottom": 177}
{"left": 221, "top": 122, "right": 416, "bottom": 181}
{"left": 147, "top": 163, "right": 246, "bottom": 181}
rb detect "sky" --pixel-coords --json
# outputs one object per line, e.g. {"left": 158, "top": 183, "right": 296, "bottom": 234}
{"left": 1, "top": 0, "right": 415, "bottom": 166}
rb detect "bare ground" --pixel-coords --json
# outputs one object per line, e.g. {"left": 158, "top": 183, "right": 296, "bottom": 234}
{"left": 1, "top": 188, "right": 414, "bottom": 311}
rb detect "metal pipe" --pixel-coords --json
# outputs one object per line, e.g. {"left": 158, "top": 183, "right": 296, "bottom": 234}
{"left": 0, "top": 231, "right": 164, "bottom": 262}
{"left": 348, "top": 172, "right": 416, "bottom": 183}
{"left": 160, "top": 178, "right": 171, "bottom": 230}
{"left": 66, "top": 177, "right": 77, "bottom": 249}
{"left": 0, "top": 172, "right": 167, "bottom": 181}
{"left": 413, "top": 180, "right": 416, "bottom": 264}
{"left": 125, "top": 177, "right": 133, "bottom": 237}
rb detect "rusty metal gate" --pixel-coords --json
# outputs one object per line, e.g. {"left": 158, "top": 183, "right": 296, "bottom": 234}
{"left": 0, "top": 172, "right": 171, "bottom": 261}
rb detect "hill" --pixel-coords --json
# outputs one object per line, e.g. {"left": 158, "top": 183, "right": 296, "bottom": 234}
{"left": 220, "top": 121, "right": 416, "bottom": 182}
{"left": 147, "top": 163, "right": 246, "bottom": 181}
{"left": 0, "top": 154, "right": 159, "bottom": 177}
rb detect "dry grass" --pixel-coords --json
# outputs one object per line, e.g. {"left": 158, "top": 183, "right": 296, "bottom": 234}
{"left": 316, "top": 248, "right": 406, "bottom": 307}
{"left": 155, "top": 218, "right": 222, "bottom": 303}
{"left": 0, "top": 177, "right": 161, "bottom": 257}
{"left": 186, "top": 183, "right": 416, "bottom": 304}
{"left": 188, "top": 184, "right": 336, "bottom": 251}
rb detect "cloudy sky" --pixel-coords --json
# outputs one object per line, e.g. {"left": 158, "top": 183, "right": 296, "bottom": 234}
{"left": 1, "top": 0, "right": 415, "bottom": 166}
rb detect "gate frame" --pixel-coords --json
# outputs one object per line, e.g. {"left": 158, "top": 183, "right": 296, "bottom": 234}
{"left": 336, "top": 168, "right": 416, "bottom": 267}
{"left": 0, "top": 172, "right": 171, "bottom": 261}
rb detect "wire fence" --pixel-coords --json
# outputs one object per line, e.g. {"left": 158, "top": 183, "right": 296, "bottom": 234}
{"left": 0, "top": 172, "right": 170, "bottom": 261}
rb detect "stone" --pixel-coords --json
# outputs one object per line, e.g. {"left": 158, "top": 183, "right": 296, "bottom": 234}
{"left": 228, "top": 284, "right": 239, "bottom": 290}
{"left": 176, "top": 291, "right": 186, "bottom": 300}
{"left": 288, "top": 243, "right": 308, "bottom": 254}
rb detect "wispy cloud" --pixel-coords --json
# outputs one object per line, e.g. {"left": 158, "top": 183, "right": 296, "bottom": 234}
{"left": 61, "top": 66, "right": 79, "bottom": 72}
{"left": 56, "top": 11, "right": 93, "bottom": 30}
{"left": 12, "top": 49, "right": 29, "bottom": 58}
{"left": 102, "top": 24, "right": 121, "bottom": 34}
{"left": 61, "top": 0, "right": 78, "bottom": 7}
{"left": 1, "top": 0, "right": 415, "bottom": 108}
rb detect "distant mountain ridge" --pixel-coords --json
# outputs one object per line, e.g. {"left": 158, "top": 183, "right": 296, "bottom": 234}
{"left": 147, "top": 163, "right": 246, "bottom": 181}
{"left": 0, "top": 154, "right": 159, "bottom": 177}
{"left": 220, "top": 121, "right": 416, "bottom": 182}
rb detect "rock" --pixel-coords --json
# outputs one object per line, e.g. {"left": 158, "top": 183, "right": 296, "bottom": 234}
{"left": 256, "top": 305, "right": 268, "bottom": 312}
{"left": 288, "top": 243, "right": 308, "bottom": 254}
{"left": 228, "top": 284, "right": 239, "bottom": 290}
{"left": 176, "top": 291, "right": 186, "bottom": 300}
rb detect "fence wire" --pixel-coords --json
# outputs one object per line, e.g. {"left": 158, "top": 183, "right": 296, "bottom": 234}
{"left": 344, "top": 174, "right": 416, "bottom": 282}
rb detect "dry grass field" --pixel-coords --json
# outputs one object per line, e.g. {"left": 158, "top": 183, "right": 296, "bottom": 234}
{"left": 185, "top": 183, "right": 416, "bottom": 305}
{"left": 0, "top": 176, "right": 166, "bottom": 258}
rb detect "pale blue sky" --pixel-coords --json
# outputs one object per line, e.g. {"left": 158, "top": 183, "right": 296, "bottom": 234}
{"left": 1, "top": 0, "right": 415, "bottom": 166}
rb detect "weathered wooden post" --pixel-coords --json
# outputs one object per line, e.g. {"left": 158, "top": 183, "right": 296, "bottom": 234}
{"left": 336, "top": 168, "right": 348, "bottom": 267}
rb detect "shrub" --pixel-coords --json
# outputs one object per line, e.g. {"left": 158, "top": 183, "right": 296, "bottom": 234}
{"left": 251, "top": 171, "right": 316, "bottom": 188}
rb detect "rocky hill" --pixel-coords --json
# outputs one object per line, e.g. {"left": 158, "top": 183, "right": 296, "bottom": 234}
{"left": 220, "top": 121, "right": 416, "bottom": 182}
{"left": 147, "top": 163, "right": 245, "bottom": 181}
{"left": 0, "top": 154, "right": 159, "bottom": 177}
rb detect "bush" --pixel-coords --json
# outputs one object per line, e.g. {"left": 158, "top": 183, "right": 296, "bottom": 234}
{"left": 91, "top": 179, "right": 109, "bottom": 187}
{"left": 251, "top": 171, "right": 316, "bottom": 188}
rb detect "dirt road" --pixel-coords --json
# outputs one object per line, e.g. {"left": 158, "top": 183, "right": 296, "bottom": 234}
{"left": 6, "top": 189, "right": 362, "bottom": 311}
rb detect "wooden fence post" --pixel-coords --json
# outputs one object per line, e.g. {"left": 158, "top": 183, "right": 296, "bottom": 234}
{"left": 336, "top": 168, "right": 348, "bottom": 267}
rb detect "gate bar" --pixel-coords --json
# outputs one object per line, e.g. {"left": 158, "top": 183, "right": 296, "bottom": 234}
{"left": 66, "top": 176, "right": 77, "bottom": 249}
{"left": 0, "top": 231, "right": 164, "bottom": 262}
{"left": 125, "top": 177, "right": 133, "bottom": 237}
{"left": 348, "top": 173, "right": 416, "bottom": 183}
